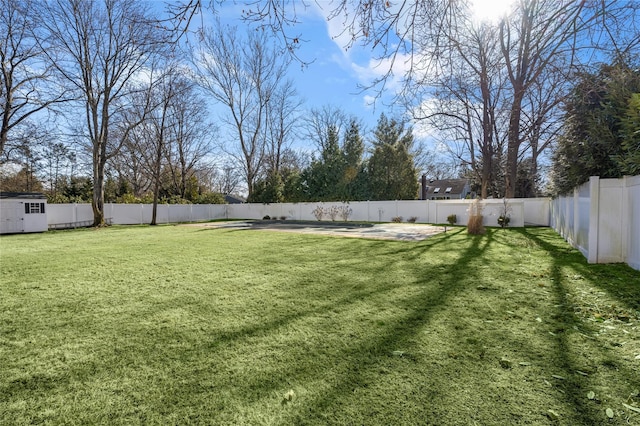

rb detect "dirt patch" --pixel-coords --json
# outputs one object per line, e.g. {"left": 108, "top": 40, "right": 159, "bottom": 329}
{"left": 185, "top": 220, "right": 447, "bottom": 241}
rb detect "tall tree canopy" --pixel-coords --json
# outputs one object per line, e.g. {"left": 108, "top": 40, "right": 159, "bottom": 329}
{"left": 551, "top": 57, "right": 640, "bottom": 195}
{"left": 38, "top": 0, "right": 166, "bottom": 225}
{"left": 192, "top": 21, "right": 290, "bottom": 200}
{"left": 238, "top": 0, "right": 640, "bottom": 197}
{"left": 0, "top": 0, "right": 64, "bottom": 158}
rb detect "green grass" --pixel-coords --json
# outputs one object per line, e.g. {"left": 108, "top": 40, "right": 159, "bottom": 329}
{"left": 1, "top": 225, "right": 639, "bottom": 425}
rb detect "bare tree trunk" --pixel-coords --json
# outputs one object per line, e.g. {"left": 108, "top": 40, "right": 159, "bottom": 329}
{"left": 505, "top": 87, "right": 524, "bottom": 198}
{"left": 92, "top": 150, "right": 106, "bottom": 226}
{"left": 151, "top": 135, "right": 162, "bottom": 225}
{"left": 38, "top": 0, "right": 164, "bottom": 227}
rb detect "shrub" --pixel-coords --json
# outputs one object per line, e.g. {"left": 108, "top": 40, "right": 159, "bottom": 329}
{"left": 498, "top": 198, "right": 512, "bottom": 228}
{"left": 263, "top": 215, "right": 271, "bottom": 220}
{"left": 447, "top": 214, "right": 457, "bottom": 225}
{"left": 328, "top": 206, "right": 340, "bottom": 221}
{"left": 391, "top": 216, "right": 403, "bottom": 223}
{"left": 407, "top": 216, "right": 418, "bottom": 223}
{"left": 467, "top": 199, "right": 485, "bottom": 235}
{"left": 339, "top": 205, "right": 353, "bottom": 221}
{"left": 279, "top": 216, "right": 287, "bottom": 221}
{"left": 311, "top": 206, "right": 325, "bottom": 221}
{"left": 498, "top": 215, "right": 510, "bottom": 228}
{"left": 467, "top": 215, "right": 485, "bottom": 234}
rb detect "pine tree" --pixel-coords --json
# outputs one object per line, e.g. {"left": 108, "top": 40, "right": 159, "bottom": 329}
{"left": 367, "top": 114, "right": 419, "bottom": 200}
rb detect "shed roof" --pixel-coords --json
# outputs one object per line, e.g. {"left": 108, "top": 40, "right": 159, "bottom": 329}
{"left": 0, "top": 192, "right": 47, "bottom": 200}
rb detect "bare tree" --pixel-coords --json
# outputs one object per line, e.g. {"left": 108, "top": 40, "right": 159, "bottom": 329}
{"left": 192, "top": 22, "right": 289, "bottom": 199}
{"left": 303, "top": 105, "right": 351, "bottom": 153}
{"left": 498, "top": 1, "right": 577, "bottom": 197}
{"left": 410, "top": 14, "right": 509, "bottom": 198}
{"left": 264, "top": 79, "right": 303, "bottom": 176}
{"left": 213, "top": 164, "right": 242, "bottom": 196}
{"left": 130, "top": 69, "right": 175, "bottom": 225}
{"left": 37, "top": 0, "right": 164, "bottom": 226}
{"left": 0, "top": 0, "right": 65, "bottom": 158}
{"left": 109, "top": 139, "right": 152, "bottom": 198}
{"left": 346, "top": 0, "right": 639, "bottom": 197}
{"left": 165, "top": 78, "right": 216, "bottom": 201}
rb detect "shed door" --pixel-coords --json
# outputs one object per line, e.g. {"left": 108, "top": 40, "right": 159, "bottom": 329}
{"left": 0, "top": 201, "right": 24, "bottom": 234}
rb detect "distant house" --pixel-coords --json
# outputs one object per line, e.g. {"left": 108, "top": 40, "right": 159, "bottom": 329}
{"left": 424, "top": 179, "right": 471, "bottom": 200}
{"left": 0, "top": 192, "right": 48, "bottom": 234}
{"left": 224, "top": 194, "right": 246, "bottom": 204}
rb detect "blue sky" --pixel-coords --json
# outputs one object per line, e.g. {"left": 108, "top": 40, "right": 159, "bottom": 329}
{"left": 208, "top": 2, "right": 405, "bottom": 135}
{"left": 206, "top": 0, "right": 516, "bottom": 137}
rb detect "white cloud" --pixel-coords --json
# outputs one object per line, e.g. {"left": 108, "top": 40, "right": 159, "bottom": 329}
{"left": 309, "top": 3, "right": 417, "bottom": 99}
{"left": 409, "top": 96, "right": 442, "bottom": 140}
{"left": 363, "top": 94, "right": 376, "bottom": 108}
{"left": 470, "top": 0, "right": 515, "bottom": 23}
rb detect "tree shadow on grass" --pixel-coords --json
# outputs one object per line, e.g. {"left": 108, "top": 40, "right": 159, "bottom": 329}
{"left": 518, "top": 228, "right": 640, "bottom": 314}
{"left": 270, "top": 231, "right": 497, "bottom": 424}
{"left": 270, "top": 227, "right": 638, "bottom": 424}
{"left": 519, "top": 228, "right": 640, "bottom": 424}
{"left": 140, "top": 228, "right": 491, "bottom": 422}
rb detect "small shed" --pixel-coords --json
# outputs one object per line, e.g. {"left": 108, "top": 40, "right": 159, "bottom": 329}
{"left": 0, "top": 192, "right": 48, "bottom": 234}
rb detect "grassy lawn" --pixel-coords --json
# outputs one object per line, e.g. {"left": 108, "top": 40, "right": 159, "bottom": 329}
{"left": 1, "top": 225, "right": 639, "bottom": 425}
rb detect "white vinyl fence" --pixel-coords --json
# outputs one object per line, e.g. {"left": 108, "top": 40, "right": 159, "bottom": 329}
{"left": 47, "top": 198, "right": 550, "bottom": 229}
{"left": 226, "top": 198, "right": 550, "bottom": 227}
{"left": 551, "top": 175, "right": 640, "bottom": 271}
{"left": 42, "top": 179, "right": 640, "bottom": 272}
{"left": 46, "top": 203, "right": 229, "bottom": 227}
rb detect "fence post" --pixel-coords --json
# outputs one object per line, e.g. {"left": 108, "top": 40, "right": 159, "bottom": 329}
{"left": 622, "top": 176, "right": 629, "bottom": 262}
{"left": 587, "top": 176, "right": 600, "bottom": 263}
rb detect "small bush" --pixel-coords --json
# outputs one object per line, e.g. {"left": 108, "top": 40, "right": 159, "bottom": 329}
{"left": 407, "top": 216, "right": 418, "bottom": 223}
{"left": 391, "top": 216, "right": 403, "bottom": 223}
{"left": 339, "top": 205, "right": 353, "bottom": 221}
{"left": 447, "top": 214, "right": 457, "bottom": 225}
{"left": 279, "top": 216, "right": 287, "bottom": 221}
{"left": 311, "top": 206, "right": 325, "bottom": 221}
{"left": 498, "top": 215, "right": 510, "bottom": 228}
{"left": 498, "top": 198, "right": 512, "bottom": 228}
{"left": 328, "top": 206, "right": 340, "bottom": 221}
{"left": 263, "top": 215, "right": 271, "bottom": 220}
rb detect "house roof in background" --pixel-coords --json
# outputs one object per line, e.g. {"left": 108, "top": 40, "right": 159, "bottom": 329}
{"left": 425, "top": 179, "right": 469, "bottom": 195}
{"left": 224, "top": 194, "right": 246, "bottom": 204}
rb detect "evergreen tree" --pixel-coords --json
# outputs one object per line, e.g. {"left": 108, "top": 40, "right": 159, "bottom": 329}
{"left": 367, "top": 114, "right": 419, "bottom": 200}
{"left": 250, "top": 171, "right": 284, "bottom": 203}
{"left": 340, "top": 120, "right": 367, "bottom": 200}
{"left": 619, "top": 93, "right": 640, "bottom": 175}
{"left": 552, "top": 57, "right": 640, "bottom": 194}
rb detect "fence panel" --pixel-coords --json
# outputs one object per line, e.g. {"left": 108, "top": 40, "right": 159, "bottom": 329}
{"left": 523, "top": 198, "right": 550, "bottom": 226}
{"left": 575, "top": 181, "right": 591, "bottom": 257}
{"left": 110, "top": 204, "right": 147, "bottom": 224}
{"left": 627, "top": 175, "right": 640, "bottom": 270}
{"left": 597, "top": 179, "right": 625, "bottom": 263}
{"left": 550, "top": 175, "right": 640, "bottom": 270}
{"left": 46, "top": 203, "right": 77, "bottom": 225}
